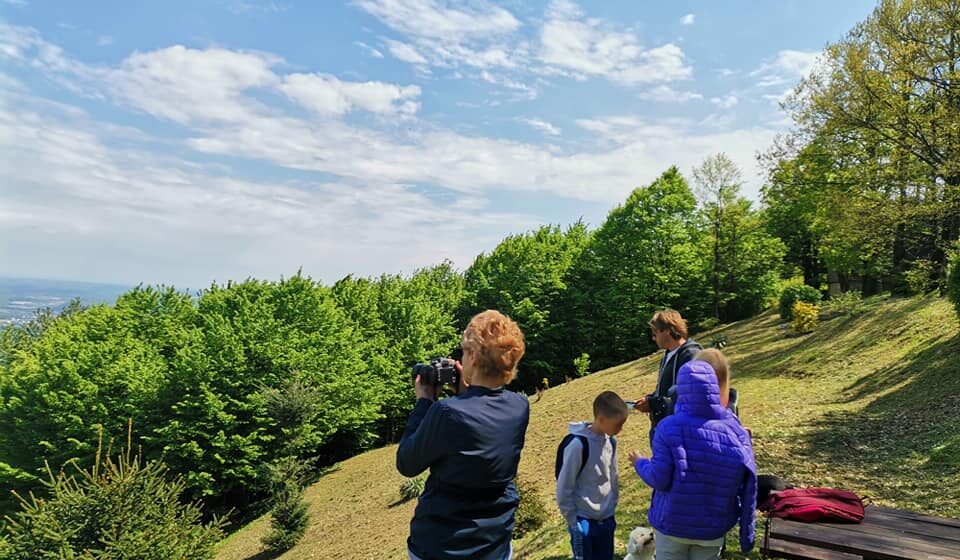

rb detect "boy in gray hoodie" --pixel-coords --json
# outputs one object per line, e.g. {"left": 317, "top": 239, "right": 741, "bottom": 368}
{"left": 556, "top": 391, "right": 628, "bottom": 560}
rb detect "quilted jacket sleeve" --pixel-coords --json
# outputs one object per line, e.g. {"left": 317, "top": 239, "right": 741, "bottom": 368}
{"left": 633, "top": 427, "right": 673, "bottom": 491}
{"left": 738, "top": 453, "right": 758, "bottom": 551}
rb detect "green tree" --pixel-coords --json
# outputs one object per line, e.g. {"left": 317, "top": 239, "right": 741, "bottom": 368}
{"left": 1, "top": 428, "right": 225, "bottom": 560}
{"left": 147, "top": 275, "right": 379, "bottom": 510}
{"left": 332, "top": 262, "right": 463, "bottom": 441}
{"left": 694, "top": 154, "right": 786, "bottom": 321}
{"left": 460, "top": 223, "right": 590, "bottom": 388}
{"left": 789, "top": 0, "right": 960, "bottom": 290}
{"left": 0, "top": 305, "right": 168, "bottom": 501}
{"left": 261, "top": 457, "right": 310, "bottom": 554}
{"left": 564, "top": 167, "right": 707, "bottom": 370}
{"left": 948, "top": 246, "right": 960, "bottom": 320}
{"left": 693, "top": 153, "right": 742, "bottom": 319}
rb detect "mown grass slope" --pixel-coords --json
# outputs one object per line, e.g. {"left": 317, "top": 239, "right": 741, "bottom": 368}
{"left": 216, "top": 294, "right": 960, "bottom": 560}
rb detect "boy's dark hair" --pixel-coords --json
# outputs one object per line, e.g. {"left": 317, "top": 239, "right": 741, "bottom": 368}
{"left": 593, "top": 391, "right": 628, "bottom": 419}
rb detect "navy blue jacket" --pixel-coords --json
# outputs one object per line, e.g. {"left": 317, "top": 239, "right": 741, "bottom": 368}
{"left": 648, "top": 338, "right": 702, "bottom": 429}
{"left": 397, "top": 386, "right": 530, "bottom": 560}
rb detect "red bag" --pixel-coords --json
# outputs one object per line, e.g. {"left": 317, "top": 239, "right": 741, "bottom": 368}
{"left": 759, "top": 487, "right": 865, "bottom": 523}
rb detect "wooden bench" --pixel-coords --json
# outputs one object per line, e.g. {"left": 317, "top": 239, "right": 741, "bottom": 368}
{"left": 761, "top": 505, "right": 960, "bottom": 560}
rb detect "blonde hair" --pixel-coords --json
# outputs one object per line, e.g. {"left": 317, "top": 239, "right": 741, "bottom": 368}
{"left": 649, "top": 309, "right": 688, "bottom": 340}
{"left": 695, "top": 348, "right": 730, "bottom": 405}
{"left": 461, "top": 310, "right": 526, "bottom": 384}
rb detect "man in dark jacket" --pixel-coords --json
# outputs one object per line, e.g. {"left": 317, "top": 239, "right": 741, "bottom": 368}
{"left": 635, "top": 309, "right": 702, "bottom": 436}
{"left": 397, "top": 310, "right": 530, "bottom": 560}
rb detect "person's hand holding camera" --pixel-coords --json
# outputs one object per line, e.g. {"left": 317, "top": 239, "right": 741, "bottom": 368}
{"left": 414, "top": 374, "right": 443, "bottom": 401}
{"left": 454, "top": 360, "right": 470, "bottom": 394}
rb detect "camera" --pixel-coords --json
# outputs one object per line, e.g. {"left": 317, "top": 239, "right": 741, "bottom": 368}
{"left": 412, "top": 357, "right": 460, "bottom": 386}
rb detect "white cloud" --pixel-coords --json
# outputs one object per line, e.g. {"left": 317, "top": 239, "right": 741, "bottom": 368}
{"left": 638, "top": 85, "right": 703, "bottom": 103}
{"left": 361, "top": 0, "right": 691, "bottom": 90}
{"left": 519, "top": 117, "right": 560, "bottom": 136}
{"left": 354, "top": 0, "right": 520, "bottom": 41}
{"left": 106, "top": 46, "right": 280, "bottom": 124}
{"left": 97, "top": 35, "right": 114, "bottom": 46}
{"left": 762, "top": 87, "right": 794, "bottom": 107}
{"left": 280, "top": 73, "right": 421, "bottom": 117}
{"left": 539, "top": 1, "right": 692, "bottom": 85}
{"left": 680, "top": 13, "right": 695, "bottom": 25}
{"left": 710, "top": 94, "right": 738, "bottom": 109}
{"left": 383, "top": 39, "right": 429, "bottom": 65}
{"left": 750, "top": 49, "right": 822, "bottom": 88}
{"left": 227, "top": 1, "right": 287, "bottom": 15}
{"left": 1, "top": 27, "right": 421, "bottom": 122}
{"left": 0, "top": 94, "right": 540, "bottom": 285}
{"left": 479, "top": 70, "right": 538, "bottom": 99}
{"left": 354, "top": 41, "right": 384, "bottom": 58}
{"left": 1, "top": 23, "right": 784, "bottom": 285}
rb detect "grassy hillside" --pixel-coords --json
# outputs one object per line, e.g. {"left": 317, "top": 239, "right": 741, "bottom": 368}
{"left": 216, "top": 294, "right": 960, "bottom": 560}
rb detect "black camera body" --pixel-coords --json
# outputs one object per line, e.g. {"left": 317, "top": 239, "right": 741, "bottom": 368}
{"left": 412, "top": 357, "right": 460, "bottom": 387}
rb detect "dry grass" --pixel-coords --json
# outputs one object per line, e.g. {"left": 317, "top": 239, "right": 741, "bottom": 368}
{"left": 216, "top": 294, "right": 960, "bottom": 560}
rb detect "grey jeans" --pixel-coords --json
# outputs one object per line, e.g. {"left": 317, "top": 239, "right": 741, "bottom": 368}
{"left": 654, "top": 529, "right": 722, "bottom": 560}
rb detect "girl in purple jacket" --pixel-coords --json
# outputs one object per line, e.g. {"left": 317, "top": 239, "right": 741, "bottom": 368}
{"left": 628, "top": 360, "right": 757, "bottom": 559}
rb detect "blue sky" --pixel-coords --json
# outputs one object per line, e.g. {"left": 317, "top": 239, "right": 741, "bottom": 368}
{"left": 1, "top": 0, "right": 876, "bottom": 287}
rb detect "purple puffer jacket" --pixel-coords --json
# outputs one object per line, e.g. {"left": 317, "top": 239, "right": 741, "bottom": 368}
{"left": 633, "top": 360, "right": 757, "bottom": 552}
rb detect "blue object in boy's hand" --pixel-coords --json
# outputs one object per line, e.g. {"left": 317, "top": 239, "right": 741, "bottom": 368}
{"left": 577, "top": 518, "right": 590, "bottom": 536}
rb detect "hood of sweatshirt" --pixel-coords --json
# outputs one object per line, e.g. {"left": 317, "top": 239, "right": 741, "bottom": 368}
{"left": 674, "top": 360, "right": 729, "bottom": 419}
{"left": 567, "top": 421, "right": 610, "bottom": 441}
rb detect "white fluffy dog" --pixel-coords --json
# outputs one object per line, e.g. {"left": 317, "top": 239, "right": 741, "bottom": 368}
{"left": 624, "top": 526, "right": 655, "bottom": 560}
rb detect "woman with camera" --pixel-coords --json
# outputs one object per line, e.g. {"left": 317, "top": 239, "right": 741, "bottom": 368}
{"left": 397, "top": 310, "right": 530, "bottom": 560}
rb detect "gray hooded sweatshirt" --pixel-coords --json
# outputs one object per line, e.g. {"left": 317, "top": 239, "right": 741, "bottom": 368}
{"left": 555, "top": 421, "right": 619, "bottom": 528}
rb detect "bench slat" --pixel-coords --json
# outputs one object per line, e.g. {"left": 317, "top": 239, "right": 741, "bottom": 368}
{"left": 769, "top": 518, "right": 960, "bottom": 560}
{"left": 871, "top": 507, "right": 960, "bottom": 530}
{"left": 853, "top": 508, "right": 960, "bottom": 543}
{"left": 762, "top": 536, "right": 864, "bottom": 560}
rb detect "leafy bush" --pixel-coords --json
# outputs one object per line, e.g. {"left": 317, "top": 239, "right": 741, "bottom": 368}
{"left": 513, "top": 477, "right": 548, "bottom": 539}
{"left": 948, "top": 249, "right": 960, "bottom": 322}
{"left": 0, "top": 533, "right": 11, "bottom": 559}
{"left": 791, "top": 301, "right": 819, "bottom": 335}
{"left": 820, "top": 290, "right": 865, "bottom": 319}
{"left": 779, "top": 284, "right": 822, "bottom": 321}
{"left": 904, "top": 259, "right": 939, "bottom": 294}
{"left": 399, "top": 476, "right": 425, "bottom": 502}
{"left": 573, "top": 353, "right": 591, "bottom": 378}
{"left": 262, "top": 457, "right": 311, "bottom": 554}
{"left": 0, "top": 428, "right": 225, "bottom": 560}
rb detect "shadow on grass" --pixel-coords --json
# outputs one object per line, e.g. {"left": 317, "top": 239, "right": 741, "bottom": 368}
{"left": 798, "top": 330, "right": 960, "bottom": 514}
{"left": 732, "top": 295, "right": 934, "bottom": 382}
{"left": 387, "top": 497, "right": 415, "bottom": 509}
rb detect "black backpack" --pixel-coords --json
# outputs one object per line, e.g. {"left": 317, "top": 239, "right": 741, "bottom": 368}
{"left": 554, "top": 434, "right": 616, "bottom": 479}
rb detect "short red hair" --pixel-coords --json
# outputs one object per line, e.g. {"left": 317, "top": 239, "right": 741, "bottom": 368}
{"left": 461, "top": 310, "right": 526, "bottom": 384}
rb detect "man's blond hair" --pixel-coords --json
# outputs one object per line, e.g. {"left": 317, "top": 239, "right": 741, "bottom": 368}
{"left": 649, "top": 309, "right": 688, "bottom": 340}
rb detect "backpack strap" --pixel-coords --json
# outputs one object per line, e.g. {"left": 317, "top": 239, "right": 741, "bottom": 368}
{"left": 556, "top": 434, "right": 591, "bottom": 479}
{"left": 576, "top": 435, "right": 589, "bottom": 477}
